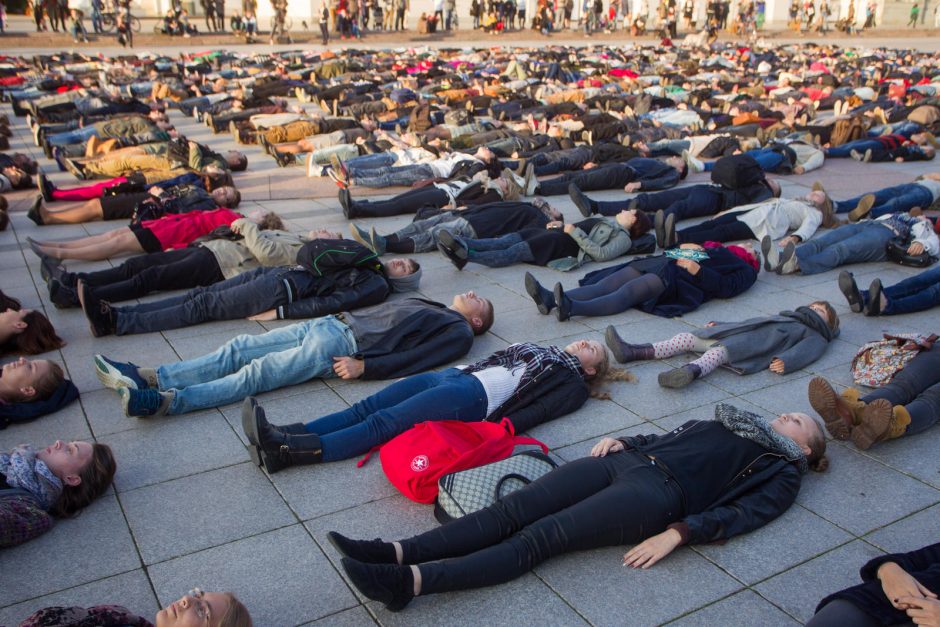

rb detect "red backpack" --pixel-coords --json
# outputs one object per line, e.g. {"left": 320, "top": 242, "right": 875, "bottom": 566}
{"left": 358, "top": 418, "right": 548, "bottom": 504}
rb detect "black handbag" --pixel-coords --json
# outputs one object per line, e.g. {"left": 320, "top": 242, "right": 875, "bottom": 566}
{"left": 886, "top": 238, "right": 935, "bottom": 268}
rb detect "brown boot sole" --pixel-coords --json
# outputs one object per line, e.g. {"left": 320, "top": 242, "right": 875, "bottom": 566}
{"left": 808, "top": 377, "right": 852, "bottom": 440}
{"left": 851, "top": 399, "right": 893, "bottom": 450}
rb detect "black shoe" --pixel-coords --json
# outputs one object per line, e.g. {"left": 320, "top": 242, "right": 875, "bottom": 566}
{"left": 604, "top": 325, "right": 654, "bottom": 363}
{"left": 553, "top": 282, "right": 571, "bottom": 321}
{"left": 78, "top": 281, "right": 115, "bottom": 337}
{"left": 663, "top": 213, "right": 677, "bottom": 249}
{"left": 339, "top": 188, "right": 356, "bottom": 219}
{"left": 866, "top": 278, "right": 883, "bottom": 316}
{"left": 340, "top": 557, "right": 414, "bottom": 612}
{"left": 437, "top": 230, "right": 468, "bottom": 270}
{"left": 524, "top": 271, "right": 554, "bottom": 314}
{"left": 49, "top": 278, "right": 79, "bottom": 308}
{"left": 568, "top": 182, "right": 594, "bottom": 217}
{"left": 258, "top": 134, "right": 273, "bottom": 155}
{"left": 38, "top": 170, "right": 54, "bottom": 203}
{"left": 654, "top": 210, "right": 665, "bottom": 248}
{"left": 327, "top": 531, "right": 397, "bottom": 564}
{"left": 27, "top": 195, "right": 44, "bottom": 226}
{"left": 240, "top": 396, "right": 321, "bottom": 473}
{"left": 40, "top": 255, "right": 66, "bottom": 285}
{"left": 838, "top": 270, "right": 863, "bottom": 313}
{"left": 658, "top": 364, "right": 701, "bottom": 388}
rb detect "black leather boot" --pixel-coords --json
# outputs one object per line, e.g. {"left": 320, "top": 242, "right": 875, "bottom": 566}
{"left": 241, "top": 397, "right": 322, "bottom": 472}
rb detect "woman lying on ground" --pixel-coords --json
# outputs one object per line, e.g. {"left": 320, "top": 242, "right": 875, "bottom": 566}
{"left": 241, "top": 340, "right": 630, "bottom": 472}
{"left": 524, "top": 242, "right": 759, "bottom": 321}
{"left": 808, "top": 342, "right": 940, "bottom": 450}
{"left": 0, "top": 291, "right": 64, "bottom": 355}
{"left": 807, "top": 542, "right": 940, "bottom": 627}
{"left": 26, "top": 208, "right": 282, "bottom": 262}
{"left": 329, "top": 402, "right": 827, "bottom": 611}
{"left": 19, "top": 588, "right": 253, "bottom": 626}
{"left": 1, "top": 436, "right": 115, "bottom": 548}
{"left": 606, "top": 300, "right": 839, "bottom": 388}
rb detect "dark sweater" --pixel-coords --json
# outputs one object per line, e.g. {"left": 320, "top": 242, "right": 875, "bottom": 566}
{"left": 463, "top": 201, "right": 551, "bottom": 237}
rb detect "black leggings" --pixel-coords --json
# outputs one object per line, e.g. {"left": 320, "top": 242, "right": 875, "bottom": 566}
{"left": 352, "top": 187, "right": 450, "bottom": 218}
{"left": 536, "top": 163, "right": 637, "bottom": 196}
{"left": 676, "top": 211, "right": 755, "bottom": 244}
{"left": 566, "top": 267, "right": 666, "bottom": 317}
{"left": 78, "top": 246, "right": 225, "bottom": 303}
{"left": 863, "top": 344, "right": 940, "bottom": 435}
{"left": 399, "top": 451, "right": 683, "bottom": 594}
{"left": 805, "top": 599, "right": 880, "bottom": 627}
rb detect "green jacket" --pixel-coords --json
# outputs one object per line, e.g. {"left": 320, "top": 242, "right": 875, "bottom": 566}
{"left": 548, "top": 217, "right": 633, "bottom": 272}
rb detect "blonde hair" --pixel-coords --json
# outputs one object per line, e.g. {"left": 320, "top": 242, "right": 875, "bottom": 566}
{"left": 586, "top": 348, "right": 636, "bottom": 399}
{"left": 218, "top": 593, "right": 253, "bottom": 627}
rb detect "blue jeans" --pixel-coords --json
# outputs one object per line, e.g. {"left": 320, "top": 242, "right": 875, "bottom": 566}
{"left": 862, "top": 264, "right": 940, "bottom": 315}
{"left": 394, "top": 214, "right": 475, "bottom": 252}
{"left": 602, "top": 185, "right": 723, "bottom": 220}
{"left": 354, "top": 163, "right": 435, "bottom": 188}
{"left": 648, "top": 139, "right": 691, "bottom": 157}
{"left": 159, "top": 316, "right": 357, "bottom": 414}
{"left": 46, "top": 126, "right": 98, "bottom": 147}
{"left": 304, "top": 369, "right": 488, "bottom": 461}
{"left": 794, "top": 223, "right": 893, "bottom": 275}
{"left": 114, "top": 267, "right": 309, "bottom": 335}
{"left": 465, "top": 232, "right": 536, "bottom": 267}
{"left": 826, "top": 139, "right": 887, "bottom": 159}
{"left": 703, "top": 148, "right": 786, "bottom": 173}
{"left": 345, "top": 151, "right": 399, "bottom": 175}
{"left": 833, "top": 183, "right": 933, "bottom": 217}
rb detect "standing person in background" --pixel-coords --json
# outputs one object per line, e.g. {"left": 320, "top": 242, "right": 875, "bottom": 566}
{"left": 201, "top": 0, "right": 217, "bottom": 31}
{"left": 214, "top": 0, "right": 225, "bottom": 30}
{"left": 90, "top": 0, "right": 102, "bottom": 32}
{"left": 319, "top": 0, "right": 330, "bottom": 42}
{"left": 395, "top": 0, "right": 407, "bottom": 28}
{"left": 907, "top": 1, "right": 918, "bottom": 26}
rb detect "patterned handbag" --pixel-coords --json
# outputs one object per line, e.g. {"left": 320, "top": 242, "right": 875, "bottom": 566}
{"left": 851, "top": 333, "right": 938, "bottom": 388}
{"left": 434, "top": 450, "right": 559, "bottom": 523}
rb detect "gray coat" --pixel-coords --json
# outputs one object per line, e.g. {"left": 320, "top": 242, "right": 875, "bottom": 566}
{"left": 695, "top": 307, "right": 835, "bottom": 375}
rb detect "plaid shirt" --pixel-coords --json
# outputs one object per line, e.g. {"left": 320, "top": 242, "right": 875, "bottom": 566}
{"left": 463, "top": 342, "right": 585, "bottom": 390}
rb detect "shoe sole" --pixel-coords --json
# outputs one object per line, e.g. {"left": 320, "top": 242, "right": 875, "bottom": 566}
{"left": 437, "top": 232, "right": 467, "bottom": 260}
{"left": 240, "top": 397, "right": 264, "bottom": 466}
{"left": 760, "top": 236, "right": 776, "bottom": 272}
{"left": 94, "top": 355, "right": 138, "bottom": 391}
{"left": 654, "top": 210, "right": 665, "bottom": 248}
{"left": 850, "top": 399, "right": 893, "bottom": 450}
{"left": 658, "top": 368, "right": 695, "bottom": 388}
{"left": 604, "top": 325, "right": 628, "bottom": 363}
{"left": 524, "top": 273, "right": 549, "bottom": 315}
{"left": 837, "top": 271, "right": 863, "bottom": 313}
{"left": 118, "top": 387, "right": 132, "bottom": 417}
{"left": 807, "top": 377, "right": 851, "bottom": 440}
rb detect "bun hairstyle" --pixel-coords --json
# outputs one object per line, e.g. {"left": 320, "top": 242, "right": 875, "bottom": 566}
{"left": 50, "top": 443, "right": 116, "bottom": 517}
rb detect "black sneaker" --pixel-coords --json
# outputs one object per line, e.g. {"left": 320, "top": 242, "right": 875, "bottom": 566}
{"left": 327, "top": 531, "right": 397, "bottom": 564}
{"left": 866, "top": 278, "right": 883, "bottom": 316}
{"left": 78, "top": 281, "right": 115, "bottom": 337}
{"left": 524, "top": 271, "right": 552, "bottom": 314}
{"left": 49, "top": 279, "right": 79, "bottom": 309}
{"left": 436, "top": 231, "right": 468, "bottom": 270}
{"left": 40, "top": 256, "right": 66, "bottom": 285}
{"left": 26, "top": 195, "right": 44, "bottom": 226}
{"left": 38, "top": 170, "right": 54, "bottom": 203}
{"left": 339, "top": 188, "right": 356, "bottom": 219}
{"left": 553, "top": 283, "right": 571, "bottom": 321}
{"left": 837, "top": 271, "right": 863, "bottom": 313}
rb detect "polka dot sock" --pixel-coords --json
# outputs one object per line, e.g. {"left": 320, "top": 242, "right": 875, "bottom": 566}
{"left": 688, "top": 346, "right": 730, "bottom": 377}
{"left": 652, "top": 333, "right": 698, "bottom": 359}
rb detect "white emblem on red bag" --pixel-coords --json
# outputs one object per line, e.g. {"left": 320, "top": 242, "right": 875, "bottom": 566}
{"left": 410, "top": 455, "right": 429, "bottom": 472}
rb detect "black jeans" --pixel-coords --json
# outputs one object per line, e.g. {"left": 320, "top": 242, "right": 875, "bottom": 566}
{"left": 806, "top": 599, "right": 880, "bottom": 627}
{"left": 536, "top": 163, "right": 636, "bottom": 196}
{"left": 351, "top": 187, "right": 449, "bottom": 218}
{"left": 862, "top": 345, "right": 940, "bottom": 435}
{"left": 604, "top": 185, "right": 723, "bottom": 221}
{"left": 80, "top": 247, "right": 224, "bottom": 303}
{"left": 676, "top": 211, "right": 755, "bottom": 244}
{"left": 399, "top": 451, "right": 683, "bottom": 593}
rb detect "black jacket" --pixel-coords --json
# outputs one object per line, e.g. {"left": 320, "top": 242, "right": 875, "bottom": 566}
{"left": 489, "top": 363, "right": 589, "bottom": 432}
{"left": 278, "top": 239, "right": 391, "bottom": 319}
{"left": 619, "top": 422, "right": 802, "bottom": 545}
{"left": 357, "top": 300, "right": 474, "bottom": 380}
{"left": 817, "top": 543, "right": 940, "bottom": 625}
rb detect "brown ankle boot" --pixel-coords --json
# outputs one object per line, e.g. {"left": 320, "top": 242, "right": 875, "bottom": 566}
{"left": 885, "top": 405, "right": 912, "bottom": 440}
{"left": 850, "top": 399, "right": 893, "bottom": 450}
{"left": 808, "top": 377, "right": 864, "bottom": 440}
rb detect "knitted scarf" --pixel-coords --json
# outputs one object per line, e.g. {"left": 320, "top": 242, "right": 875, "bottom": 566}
{"left": 714, "top": 403, "right": 808, "bottom": 474}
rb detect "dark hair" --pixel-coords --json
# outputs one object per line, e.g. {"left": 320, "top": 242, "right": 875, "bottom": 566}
{"left": 12, "top": 153, "right": 38, "bottom": 175}
{"left": 678, "top": 160, "right": 689, "bottom": 179}
{"left": 0, "top": 209, "right": 7, "bottom": 232}
{"left": 218, "top": 593, "right": 254, "bottom": 627}
{"left": 0, "top": 194, "right": 7, "bottom": 211}
{"left": 0, "top": 291, "right": 66, "bottom": 355}
{"left": 50, "top": 443, "right": 116, "bottom": 517}
{"left": 33, "top": 361, "right": 65, "bottom": 402}
{"left": 11, "top": 171, "right": 33, "bottom": 190}
{"left": 474, "top": 298, "right": 495, "bottom": 336}
{"left": 810, "top": 300, "right": 839, "bottom": 333}
{"left": 258, "top": 211, "right": 284, "bottom": 231}
{"left": 231, "top": 189, "right": 242, "bottom": 207}
{"left": 205, "top": 170, "right": 235, "bottom": 191}
{"left": 629, "top": 209, "right": 652, "bottom": 239}
{"left": 229, "top": 153, "right": 249, "bottom": 172}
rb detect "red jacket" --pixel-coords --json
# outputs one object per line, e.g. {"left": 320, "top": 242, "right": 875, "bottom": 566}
{"left": 141, "top": 208, "right": 240, "bottom": 250}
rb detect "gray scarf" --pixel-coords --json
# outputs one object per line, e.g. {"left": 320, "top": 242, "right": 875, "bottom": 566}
{"left": 714, "top": 403, "right": 808, "bottom": 474}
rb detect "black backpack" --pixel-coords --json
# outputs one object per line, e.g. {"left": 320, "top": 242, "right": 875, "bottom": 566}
{"left": 710, "top": 153, "right": 765, "bottom": 190}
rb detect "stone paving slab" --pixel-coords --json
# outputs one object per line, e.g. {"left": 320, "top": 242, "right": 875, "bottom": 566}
{"left": 2, "top": 57, "right": 940, "bottom": 627}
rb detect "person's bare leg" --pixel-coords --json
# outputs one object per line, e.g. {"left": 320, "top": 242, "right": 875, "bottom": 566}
{"left": 273, "top": 142, "right": 304, "bottom": 154}
{"left": 34, "top": 226, "right": 130, "bottom": 249}
{"left": 39, "top": 199, "right": 104, "bottom": 224}
{"left": 41, "top": 229, "right": 143, "bottom": 260}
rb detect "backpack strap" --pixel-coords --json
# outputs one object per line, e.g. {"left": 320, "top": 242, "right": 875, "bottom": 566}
{"left": 510, "top": 436, "right": 549, "bottom": 453}
{"left": 356, "top": 444, "right": 383, "bottom": 467}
